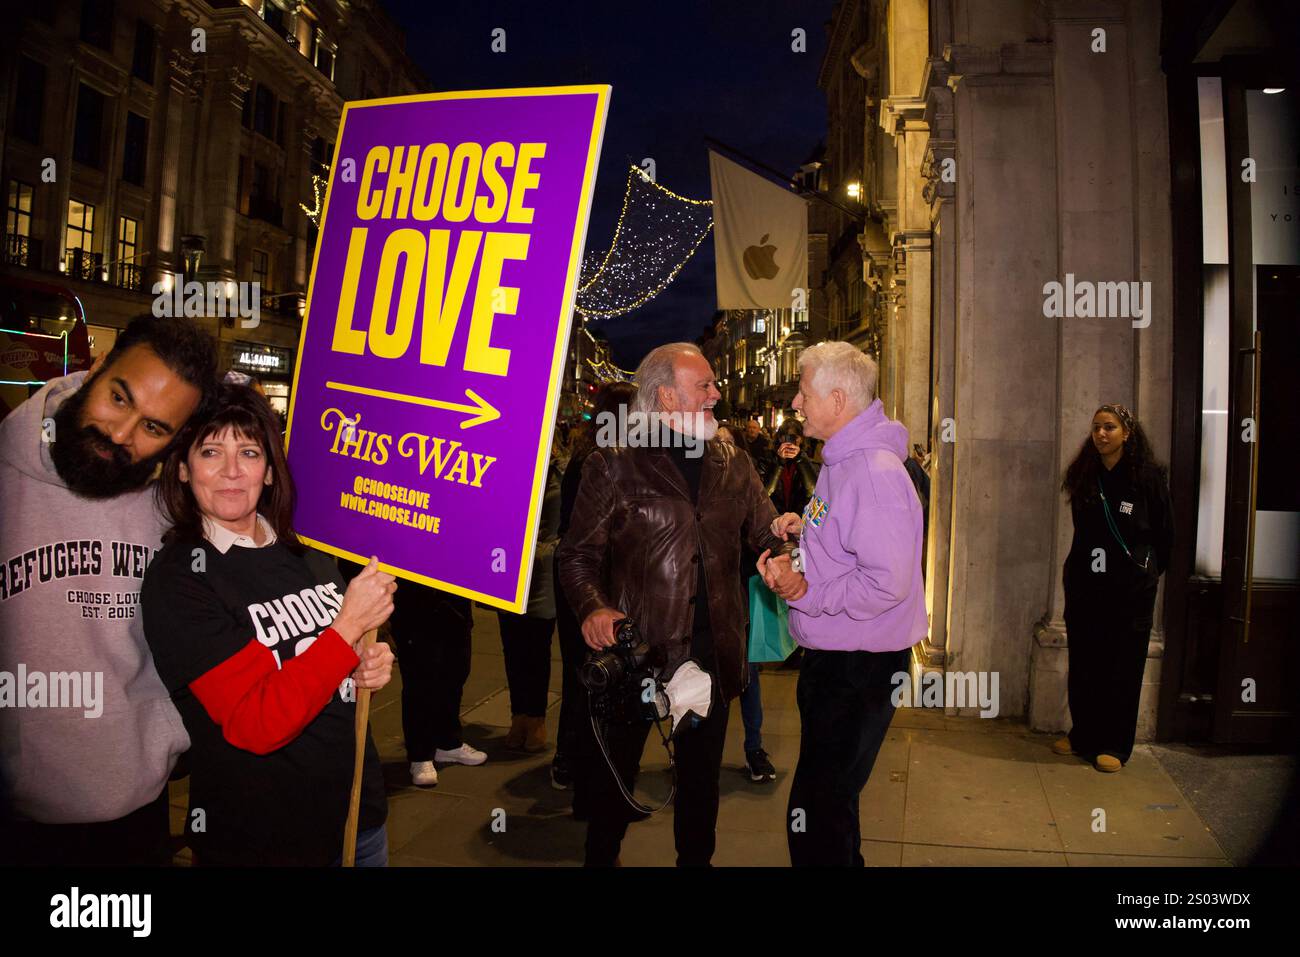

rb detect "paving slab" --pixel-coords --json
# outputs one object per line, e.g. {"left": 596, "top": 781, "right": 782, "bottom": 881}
{"left": 1038, "top": 746, "right": 1226, "bottom": 859}
{"left": 904, "top": 728, "right": 1063, "bottom": 853}
{"left": 902, "top": 844, "right": 1067, "bottom": 866}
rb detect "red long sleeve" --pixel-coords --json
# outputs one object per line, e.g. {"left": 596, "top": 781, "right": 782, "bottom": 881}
{"left": 188, "top": 628, "right": 360, "bottom": 755}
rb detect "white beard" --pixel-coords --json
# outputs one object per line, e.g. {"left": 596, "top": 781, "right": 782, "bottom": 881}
{"left": 674, "top": 410, "right": 718, "bottom": 441}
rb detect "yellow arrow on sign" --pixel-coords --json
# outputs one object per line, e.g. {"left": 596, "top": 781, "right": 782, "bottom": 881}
{"left": 325, "top": 381, "right": 500, "bottom": 429}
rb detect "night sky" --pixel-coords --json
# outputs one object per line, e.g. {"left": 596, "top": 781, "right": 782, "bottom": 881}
{"left": 379, "top": 0, "right": 831, "bottom": 367}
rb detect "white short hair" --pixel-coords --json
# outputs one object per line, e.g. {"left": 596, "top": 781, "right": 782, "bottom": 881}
{"left": 632, "top": 342, "right": 704, "bottom": 414}
{"left": 798, "top": 341, "right": 877, "bottom": 411}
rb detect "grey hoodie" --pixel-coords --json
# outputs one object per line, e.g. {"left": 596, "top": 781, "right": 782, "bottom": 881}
{"left": 0, "top": 372, "right": 189, "bottom": 823}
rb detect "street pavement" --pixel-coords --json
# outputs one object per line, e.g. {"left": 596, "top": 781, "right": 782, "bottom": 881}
{"left": 168, "top": 604, "right": 1242, "bottom": 867}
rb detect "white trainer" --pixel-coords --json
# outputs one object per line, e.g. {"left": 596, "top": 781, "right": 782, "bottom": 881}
{"left": 410, "top": 761, "right": 438, "bottom": 787}
{"left": 434, "top": 743, "right": 487, "bottom": 766}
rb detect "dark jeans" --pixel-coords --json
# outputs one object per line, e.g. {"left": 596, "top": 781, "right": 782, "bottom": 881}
{"left": 497, "top": 611, "right": 554, "bottom": 716}
{"left": 740, "top": 662, "right": 763, "bottom": 753}
{"left": 787, "top": 646, "right": 908, "bottom": 867}
{"left": 583, "top": 664, "right": 730, "bottom": 867}
{"left": 331, "top": 824, "right": 389, "bottom": 868}
{"left": 389, "top": 580, "right": 474, "bottom": 757}
{"left": 0, "top": 788, "right": 171, "bottom": 866}
{"left": 1065, "top": 581, "right": 1157, "bottom": 764}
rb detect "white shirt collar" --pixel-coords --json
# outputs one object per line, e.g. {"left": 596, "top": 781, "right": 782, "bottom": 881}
{"left": 202, "top": 514, "right": 278, "bottom": 554}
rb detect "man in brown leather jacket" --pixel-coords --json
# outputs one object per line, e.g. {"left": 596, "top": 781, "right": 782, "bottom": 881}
{"left": 559, "top": 342, "right": 789, "bottom": 866}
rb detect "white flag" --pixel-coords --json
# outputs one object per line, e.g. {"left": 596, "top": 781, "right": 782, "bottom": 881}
{"left": 709, "top": 150, "right": 808, "bottom": 310}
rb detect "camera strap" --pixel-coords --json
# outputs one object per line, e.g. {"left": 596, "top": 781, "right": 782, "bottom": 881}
{"left": 589, "top": 693, "right": 677, "bottom": 815}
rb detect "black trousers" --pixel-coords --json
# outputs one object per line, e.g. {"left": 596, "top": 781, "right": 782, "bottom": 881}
{"left": 583, "top": 668, "right": 730, "bottom": 867}
{"left": 496, "top": 611, "right": 554, "bottom": 716}
{"left": 0, "top": 788, "right": 171, "bottom": 867}
{"left": 389, "top": 580, "right": 474, "bottom": 758}
{"left": 1065, "top": 580, "right": 1157, "bottom": 764}
{"left": 787, "top": 646, "right": 908, "bottom": 867}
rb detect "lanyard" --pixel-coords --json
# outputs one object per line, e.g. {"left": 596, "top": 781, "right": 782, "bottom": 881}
{"left": 1098, "top": 481, "right": 1149, "bottom": 571}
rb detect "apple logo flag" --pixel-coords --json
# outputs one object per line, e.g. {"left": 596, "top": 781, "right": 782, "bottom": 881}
{"left": 709, "top": 150, "right": 809, "bottom": 309}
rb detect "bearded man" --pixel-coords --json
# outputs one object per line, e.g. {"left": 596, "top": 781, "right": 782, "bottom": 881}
{"left": 0, "top": 314, "right": 218, "bottom": 865}
{"left": 559, "top": 341, "right": 790, "bottom": 867}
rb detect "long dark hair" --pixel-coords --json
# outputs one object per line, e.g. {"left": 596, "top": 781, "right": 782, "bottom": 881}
{"left": 570, "top": 381, "right": 638, "bottom": 462}
{"left": 157, "top": 383, "right": 304, "bottom": 552}
{"left": 1062, "top": 403, "right": 1164, "bottom": 504}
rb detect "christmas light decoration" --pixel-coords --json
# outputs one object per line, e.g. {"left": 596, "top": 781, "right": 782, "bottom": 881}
{"left": 576, "top": 165, "right": 713, "bottom": 319}
{"left": 300, "top": 164, "right": 330, "bottom": 226}
{"left": 586, "top": 357, "right": 634, "bottom": 383}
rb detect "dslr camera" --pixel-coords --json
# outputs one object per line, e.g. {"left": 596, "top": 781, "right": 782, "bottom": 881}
{"left": 579, "top": 617, "right": 664, "bottom": 724}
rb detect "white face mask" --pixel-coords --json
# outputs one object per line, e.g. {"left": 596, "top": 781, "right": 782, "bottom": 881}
{"left": 663, "top": 660, "right": 714, "bottom": 738}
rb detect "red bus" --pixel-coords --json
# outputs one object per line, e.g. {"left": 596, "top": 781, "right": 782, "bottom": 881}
{"left": 0, "top": 276, "right": 93, "bottom": 417}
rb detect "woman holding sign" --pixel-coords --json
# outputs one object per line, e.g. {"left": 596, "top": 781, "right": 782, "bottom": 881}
{"left": 141, "top": 384, "right": 397, "bottom": 866}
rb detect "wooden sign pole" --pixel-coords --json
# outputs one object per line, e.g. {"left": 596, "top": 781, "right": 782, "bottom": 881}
{"left": 341, "top": 627, "right": 378, "bottom": 867}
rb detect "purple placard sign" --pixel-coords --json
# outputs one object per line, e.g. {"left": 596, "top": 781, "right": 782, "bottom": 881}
{"left": 285, "top": 86, "right": 610, "bottom": 611}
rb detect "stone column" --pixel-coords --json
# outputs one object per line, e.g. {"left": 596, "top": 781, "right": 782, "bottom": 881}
{"left": 945, "top": 41, "right": 1058, "bottom": 719}
{"left": 1030, "top": 0, "right": 1173, "bottom": 738}
{"left": 920, "top": 58, "right": 956, "bottom": 672}
{"left": 205, "top": 64, "right": 251, "bottom": 281}
{"left": 1031, "top": 3, "right": 1136, "bottom": 732}
{"left": 1129, "top": 0, "right": 1174, "bottom": 741}
{"left": 153, "top": 8, "right": 201, "bottom": 287}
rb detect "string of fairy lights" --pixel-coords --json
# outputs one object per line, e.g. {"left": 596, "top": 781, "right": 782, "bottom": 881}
{"left": 299, "top": 161, "right": 714, "bottom": 321}
{"left": 575, "top": 165, "right": 714, "bottom": 319}
{"left": 586, "top": 357, "right": 635, "bottom": 383}
{"left": 300, "top": 164, "right": 329, "bottom": 227}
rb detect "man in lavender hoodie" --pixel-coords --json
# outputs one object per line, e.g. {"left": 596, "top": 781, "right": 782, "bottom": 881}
{"left": 758, "top": 342, "right": 927, "bottom": 866}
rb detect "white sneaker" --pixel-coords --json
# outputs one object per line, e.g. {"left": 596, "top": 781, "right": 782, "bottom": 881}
{"left": 410, "top": 761, "right": 438, "bottom": 787}
{"left": 434, "top": 743, "right": 487, "bottom": 766}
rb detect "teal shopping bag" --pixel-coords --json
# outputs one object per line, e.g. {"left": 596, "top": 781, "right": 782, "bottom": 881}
{"left": 747, "top": 574, "right": 797, "bottom": 663}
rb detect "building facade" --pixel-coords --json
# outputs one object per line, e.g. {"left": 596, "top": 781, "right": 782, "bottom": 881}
{"left": 819, "top": 0, "right": 1297, "bottom": 744}
{"left": 1, "top": 0, "right": 424, "bottom": 419}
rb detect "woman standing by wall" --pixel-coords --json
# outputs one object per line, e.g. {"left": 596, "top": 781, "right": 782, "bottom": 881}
{"left": 1056, "top": 404, "right": 1173, "bottom": 773}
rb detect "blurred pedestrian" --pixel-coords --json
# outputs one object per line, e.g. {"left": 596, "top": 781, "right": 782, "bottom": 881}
{"left": 497, "top": 443, "right": 563, "bottom": 753}
{"left": 552, "top": 382, "right": 638, "bottom": 799}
